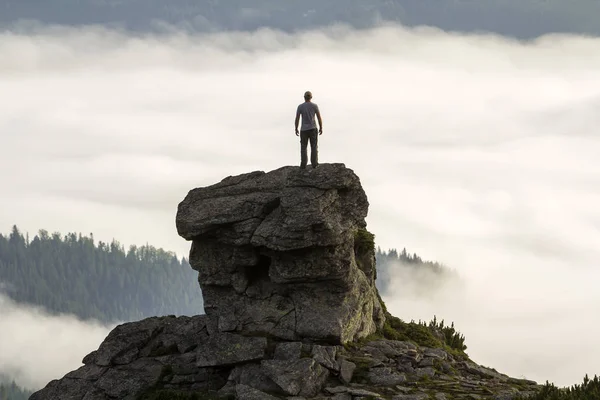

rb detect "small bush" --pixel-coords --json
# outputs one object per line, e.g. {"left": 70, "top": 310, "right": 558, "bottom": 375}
{"left": 354, "top": 229, "right": 375, "bottom": 256}
{"left": 379, "top": 314, "right": 467, "bottom": 356}
{"left": 517, "top": 374, "right": 600, "bottom": 400}
{"left": 426, "top": 315, "right": 467, "bottom": 352}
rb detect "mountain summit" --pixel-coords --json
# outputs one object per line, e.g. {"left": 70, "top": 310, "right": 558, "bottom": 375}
{"left": 30, "top": 164, "right": 539, "bottom": 400}
{"left": 176, "top": 163, "right": 385, "bottom": 343}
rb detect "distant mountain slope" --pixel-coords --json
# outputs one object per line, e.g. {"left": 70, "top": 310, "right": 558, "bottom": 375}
{"left": 0, "top": 226, "right": 203, "bottom": 323}
{"left": 1, "top": 0, "right": 600, "bottom": 39}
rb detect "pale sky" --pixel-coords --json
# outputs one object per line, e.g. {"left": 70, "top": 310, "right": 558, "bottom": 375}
{"left": 1, "top": 24, "right": 600, "bottom": 389}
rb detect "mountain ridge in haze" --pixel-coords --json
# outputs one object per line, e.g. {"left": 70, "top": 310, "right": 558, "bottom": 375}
{"left": 2, "top": 0, "right": 600, "bottom": 39}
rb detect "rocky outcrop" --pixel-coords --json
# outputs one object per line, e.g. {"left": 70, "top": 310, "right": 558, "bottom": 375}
{"left": 29, "top": 314, "right": 539, "bottom": 400}
{"left": 30, "top": 164, "right": 541, "bottom": 400}
{"left": 176, "top": 163, "right": 385, "bottom": 344}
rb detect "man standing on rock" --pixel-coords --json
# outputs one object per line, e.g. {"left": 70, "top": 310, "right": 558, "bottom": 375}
{"left": 295, "top": 90, "right": 323, "bottom": 169}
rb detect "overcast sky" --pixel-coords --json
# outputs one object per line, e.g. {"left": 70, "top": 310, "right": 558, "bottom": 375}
{"left": 1, "top": 24, "right": 600, "bottom": 389}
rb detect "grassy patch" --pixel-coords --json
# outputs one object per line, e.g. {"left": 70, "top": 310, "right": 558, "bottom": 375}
{"left": 354, "top": 229, "right": 375, "bottom": 255}
{"left": 374, "top": 314, "right": 468, "bottom": 358}
{"left": 354, "top": 228, "right": 376, "bottom": 279}
{"left": 384, "top": 315, "right": 442, "bottom": 348}
{"left": 346, "top": 356, "right": 377, "bottom": 384}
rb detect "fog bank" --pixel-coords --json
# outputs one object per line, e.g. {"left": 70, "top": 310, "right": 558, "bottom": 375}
{"left": 1, "top": 24, "right": 599, "bottom": 387}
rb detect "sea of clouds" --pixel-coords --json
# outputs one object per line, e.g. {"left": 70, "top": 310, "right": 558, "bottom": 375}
{"left": 1, "top": 23, "right": 599, "bottom": 389}
{"left": 0, "top": 293, "right": 115, "bottom": 390}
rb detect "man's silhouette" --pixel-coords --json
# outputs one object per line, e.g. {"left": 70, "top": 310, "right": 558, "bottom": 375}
{"left": 295, "top": 91, "right": 323, "bottom": 169}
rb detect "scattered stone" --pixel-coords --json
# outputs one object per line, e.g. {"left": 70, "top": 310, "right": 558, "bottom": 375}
{"left": 274, "top": 342, "right": 304, "bottom": 360}
{"left": 87, "top": 317, "right": 165, "bottom": 366}
{"left": 400, "top": 349, "right": 423, "bottom": 366}
{"left": 415, "top": 367, "right": 436, "bottom": 379}
{"left": 461, "top": 362, "right": 508, "bottom": 382}
{"left": 393, "top": 394, "right": 430, "bottom": 400}
{"left": 339, "top": 359, "right": 356, "bottom": 384}
{"left": 424, "top": 348, "right": 448, "bottom": 360}
{"left": 94, "top": 359, "right": 164, "bottom": 399}
{"left": 262, "top": 358, "right": 329, "bottom": 397}
{"left": 347, "top": 387, "right": 385, "bottom": 398}
{"left": 325, "top": 386, "right": 349, "bottom": 394}
{"left": 312, "top": 345, "right": 339, "bottom": 371}
{"left": 64, "top": 365, "right": 107, "bottom": 381}
{"left": 235, "top": 384, "right": 280, "bottom": 400}
{"left": 228, "top": 363, "right": 281, "bottom": 394}
{"left": 217, "top": 381, "right": 236, "bottom": 398}
{"left": 494, "top": 393, "right": 518, "bottom": 400}
{"left": 418, "top": 357, "right": 435, "bottom": 367}
{"left": 331, "top": 394, "right": 352, "bottom": 400}
{"left": 366, "top": 340, "right": 414, "bottom": 358}
{"left": 196, "top": 332, "right": 267, "bottom": 367}
{"left": 368, "top": 367, "right": 407, "bottom": 385}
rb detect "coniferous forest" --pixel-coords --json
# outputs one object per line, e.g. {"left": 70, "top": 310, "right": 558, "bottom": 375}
{"left": 0, "top": 381, "right": 31, "bottom": 400}
{"left": 0, "top": 225, "right": 203, "bottom": 323}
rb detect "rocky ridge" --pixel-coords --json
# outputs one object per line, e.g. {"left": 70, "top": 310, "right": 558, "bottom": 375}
{"left": 30, "top": 164, "right": 540, "bottom": 400}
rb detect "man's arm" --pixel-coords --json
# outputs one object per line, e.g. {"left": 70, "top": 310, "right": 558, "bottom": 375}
{"left": 316, "top": 110, "right": 323, "bottom": 135}
{"left": 295, "top": 107, "right": 300, "bottom": 136}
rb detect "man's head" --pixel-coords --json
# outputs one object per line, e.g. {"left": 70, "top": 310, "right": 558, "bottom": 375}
{"left": 304, "top": 91, "right": 313, "bottom": 101}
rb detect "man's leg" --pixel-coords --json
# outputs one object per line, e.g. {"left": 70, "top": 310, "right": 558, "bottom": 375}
{"left": 309, "top": 128, "right": 318, "bottom": 168}
{"left": 300, "top": 130, "right": 309, "bottom": 169}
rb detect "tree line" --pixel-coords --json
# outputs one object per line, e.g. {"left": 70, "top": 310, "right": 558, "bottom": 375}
{"left": 375, "top": 246, "right": 460, "bottom": 297}
{"left": 0, "top": 225, "right": 203, "bottom": 323}
{"left": 2, "top": 226, "right": 596, "bottom": 398}
{"left": 0, "top": 381, "right": 31, "bottom": 400}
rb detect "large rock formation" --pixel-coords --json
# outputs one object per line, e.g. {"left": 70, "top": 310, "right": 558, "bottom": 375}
{"left": 176, "top": 163, "right": 385, "bottom": 343}
{"left": 30, "top": 164, "right": 541, "bottom": 400}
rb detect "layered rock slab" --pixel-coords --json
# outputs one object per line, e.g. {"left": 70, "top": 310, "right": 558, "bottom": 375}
{"left": 176, "top": 163, "right": 385, "bottom": 343}
{"left": 29, "top": 315, "right": 540, "bottom": 400}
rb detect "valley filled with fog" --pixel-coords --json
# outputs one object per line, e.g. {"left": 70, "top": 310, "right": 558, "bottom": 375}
{"left": 1, "top": 23, "right": 600, "bottom": 392}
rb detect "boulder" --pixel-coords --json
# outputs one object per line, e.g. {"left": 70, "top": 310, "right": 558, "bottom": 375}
{"left": 177, "top": 163, "right": 385, "bottom": 343}
{"left": 261, "top": 358, "right": 329, "bottom": 397}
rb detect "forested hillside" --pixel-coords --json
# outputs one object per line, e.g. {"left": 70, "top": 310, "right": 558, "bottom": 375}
{"left": 0, "top": 381, "right": 31, "bottom": 400}
{"left": 0, "top": 225, "right": 460, "bottom": 322}
{"left": 0, "top": 226, "right": 203, "bottom": 323}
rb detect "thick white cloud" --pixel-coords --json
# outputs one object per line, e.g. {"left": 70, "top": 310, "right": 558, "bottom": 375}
{"left": 0, "top": 293, "right": 114, "bottom": 390}
{"left": 1, "top": 24, "right": 600, "bottom": 388}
